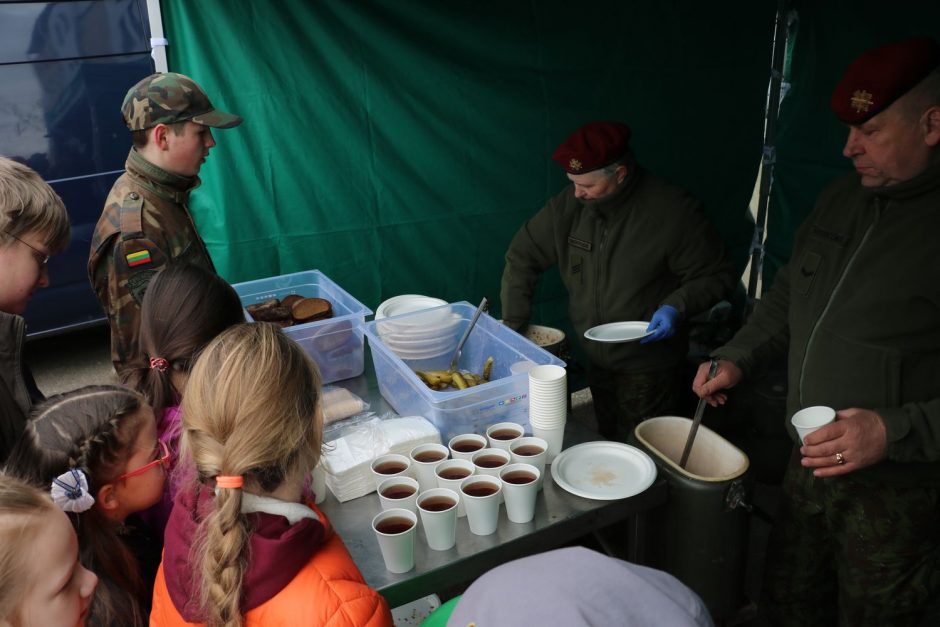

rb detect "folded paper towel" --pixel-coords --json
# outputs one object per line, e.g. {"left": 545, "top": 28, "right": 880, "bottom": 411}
{"left": 321, "top": 415, "right": 440, "bottom": 502}
{"left": 322, "top": 387, "right": 368, "bottom": 424}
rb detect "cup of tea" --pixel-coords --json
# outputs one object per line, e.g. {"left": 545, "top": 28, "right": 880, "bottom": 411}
{"left": 460, "top": 475, "right": 502, "bottom": 536}
{"left": 509, "top": 436, "right": 548, "bottom": 490}
{"left": 377, "top": 476, "right": 420, "bottom": 513}
{"left": 499, "top": 463, "right": 540, "bottom": 524}
{"left": 435, "top": 458, "right": 475, "bottom": 517}
{"left": 370, "top": 453, "right": 412, "bottom": 490}
{"left": 372, "top": 508, "right": 417, "bottom": 573}
{"left": 409, "top": 443, "right": 450, "bottom": 492}
{"left": 448, "top": 433, "right": 488, "bottom": 461}
{"left": 416, "top": 488, "right": 459, "bottom": 551}
{"left": 485, "top": 422, "right": 525, "bottom": 451}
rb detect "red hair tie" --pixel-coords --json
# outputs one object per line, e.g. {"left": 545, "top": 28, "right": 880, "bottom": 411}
{"left": 216, "top": 475, "right": 244, "bottom": 489}
{"left": 149, "top": 357, "right": 169, "bottom": 373}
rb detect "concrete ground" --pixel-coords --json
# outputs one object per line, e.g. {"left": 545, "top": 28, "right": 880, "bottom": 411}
{"left": 25, "top": 325, "right": 775, "bottom": 626}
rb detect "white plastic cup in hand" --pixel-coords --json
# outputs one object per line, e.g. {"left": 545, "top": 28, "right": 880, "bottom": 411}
{"left": 510, "top": 437, "right": 547, "bottom": 489}
{"left": 435, "top": 459, "right": 475, "bottom": 517}
{"left": 448, "top": 433, "right": 487, "bottom": 461}
{"left": 377, "top": 476, "right": 420, "bottom": 513}
{"left": 371, "top": 453, "right": 412, "bottom": 490}
{"left": 372, "top": 508, "right": 417, "bottom": 573}
{"left": 460, "top": 475, "right": 503, "bottom": 536}
{"left": 409, "top": 443, "right": 449, "bottom": 493}
{"left": 417, "top": 488, "right": 459, "bottom": 550}
{"left": 485, "top": 422, "right": 525, "bottom": 451}
{"left": 499, "top": 463, "right": 540, "bottom": 523}
{"left": 791, "top": 406, "right": 836, "bottom": 444}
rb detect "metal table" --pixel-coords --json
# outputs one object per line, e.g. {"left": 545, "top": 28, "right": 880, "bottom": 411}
{"left": 320, "top": 346, "right": 668, "bottom": 608}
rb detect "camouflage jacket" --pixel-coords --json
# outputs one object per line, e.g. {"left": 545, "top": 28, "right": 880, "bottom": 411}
{"left": 0, "top": 311, "right": 31, "bottom": 462}
{"left": 88, "top": 149, "right": 215, "bottom": 369}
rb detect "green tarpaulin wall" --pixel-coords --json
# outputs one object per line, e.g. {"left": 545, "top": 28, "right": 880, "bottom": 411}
{"left": 160, "top": 0, "right": 940, "bottom": 330}
{"left": 161, "top": 0, "right": 774, "bottom": 329}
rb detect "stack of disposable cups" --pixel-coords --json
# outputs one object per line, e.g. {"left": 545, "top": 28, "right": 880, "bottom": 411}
{"left": 527, "top": 364, "right": 567, "bottom": 462}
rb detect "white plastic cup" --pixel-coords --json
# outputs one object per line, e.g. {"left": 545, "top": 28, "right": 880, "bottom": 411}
{"left": 371, "top": 453, "right": 412, "bottom": 490}
{"left": 435, "top": 459, "right": 475, "bottom": 517}
{"left": 448, "top": 433, "right": 488, "bottom": 461}
{"left": 531, "top": 423, "right": 565, "bottom": 462}
{"left": 472, "top": 447, "right": 510, "bottom": 503}
{"left": 499, "top": 463, "right": 540, "bottom": 524}
{"left": 417, "top": 488, "right": 459, "bottom": 551}
{"left": 409, "top": 443, "right": 450, "bottom": 493}
{"left": 485, "top": 422, "right": 525, "bottom": 451}
{"left": 510, "top": 437, "right": 548, "bottom": 490}
{"left": 372, "top": 508, "right": 417, "bottom": 573}
{"left": 460, "top": 475, "right": 503, "bottom": 536}
{"left": 791, "top": 406, "right": 836, "bottom": 444}
{"left": 377, "top": 476, "right": 420, "bottom": 513}
{"left": 312, "top": 462, "right": 327, "bottom": 504}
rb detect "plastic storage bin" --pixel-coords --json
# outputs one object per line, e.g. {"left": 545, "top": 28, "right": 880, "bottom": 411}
{"left": 364, "top": 302, "right": 566, "bottom": 441}
{"left": 233, "top": 270, "right": 372, "bottom": 384}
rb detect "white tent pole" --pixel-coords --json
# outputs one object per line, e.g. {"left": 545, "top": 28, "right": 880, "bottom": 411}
{"left": 146, "top": 0, "right": 169, "bottom": 72}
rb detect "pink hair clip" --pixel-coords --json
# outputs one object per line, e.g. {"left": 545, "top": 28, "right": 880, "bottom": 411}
{"left": 149, "top": 357, "right": 169, "bottom": 373}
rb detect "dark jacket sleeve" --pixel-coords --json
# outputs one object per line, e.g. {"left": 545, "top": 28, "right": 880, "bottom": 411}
{"left": 499, "top": 198, "right": 561, "bottom": 331}
{"left": 659, "top": 197, "right": 736, "bottom": 319}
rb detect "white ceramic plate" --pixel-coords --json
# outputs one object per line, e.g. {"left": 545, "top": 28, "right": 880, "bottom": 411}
{"left": 551, "top": 441, "right": 656, "bottom": 500}
{"left": 583, "top": 321, "right": 652, "bottom": 343}
{"left": 375, "top": 295, "right": 447, "bottom": 320}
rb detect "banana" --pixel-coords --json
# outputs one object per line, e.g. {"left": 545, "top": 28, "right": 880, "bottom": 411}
{"left": 451, "top": 371, "right": 469, "bottom": 390}
{"left": 482, "top": 356, "right": 494, "bottom": 381}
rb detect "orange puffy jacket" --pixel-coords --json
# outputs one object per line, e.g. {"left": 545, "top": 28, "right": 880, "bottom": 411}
{"left": 149, "top": 504, "right": 392, "bottom": 627}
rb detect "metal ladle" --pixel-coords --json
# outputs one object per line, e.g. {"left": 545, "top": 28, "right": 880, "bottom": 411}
{"left": 448, "top": 296, "right": 488, "bottom": 373}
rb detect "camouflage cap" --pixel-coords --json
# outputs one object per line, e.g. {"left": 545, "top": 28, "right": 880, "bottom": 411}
{"left": 121, "top": 72, "right": 243, "bottom": 131}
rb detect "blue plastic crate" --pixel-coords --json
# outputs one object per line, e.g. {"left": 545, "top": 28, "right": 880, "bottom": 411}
{"left": 364, "top": 302, "right": 566, "bottom": 441}
{"left": 233, "top": 270, "right": 372, "bottom": 384}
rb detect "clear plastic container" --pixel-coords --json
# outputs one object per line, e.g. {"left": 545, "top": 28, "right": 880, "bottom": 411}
{"left": 364, "top": 302, "right": 566, "bottom": 441}
{"left": 233, "top": 270, "right": 372, "bottom": 384}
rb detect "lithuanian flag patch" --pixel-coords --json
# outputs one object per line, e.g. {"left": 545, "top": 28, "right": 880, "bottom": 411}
{"left": 125, "top": 250, "right": 152, "bottom": 267}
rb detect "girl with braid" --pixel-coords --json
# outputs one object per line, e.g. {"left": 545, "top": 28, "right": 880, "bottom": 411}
{"left": 150, "top": 323, "right": 391, "bottom": 627}
{"left": 5, "top": 385, "right": 167, "bottom": 627}
{"left": 121, "top": 263, "right": 245, "bottom": 538}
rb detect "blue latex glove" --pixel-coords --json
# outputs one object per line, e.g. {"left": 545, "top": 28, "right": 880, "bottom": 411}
{"left": 640, "top": 305, "right": 679, "bottom": 344}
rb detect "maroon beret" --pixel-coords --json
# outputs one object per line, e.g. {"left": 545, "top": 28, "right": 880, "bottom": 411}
{"left": 831, "top": 37, "right": 940, "bottom": 124}
{"left": 551, "top": 121, "right": 631, "bottom": 174}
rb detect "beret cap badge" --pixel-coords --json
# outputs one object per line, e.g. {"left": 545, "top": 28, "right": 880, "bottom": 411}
{"left": 568, "top": 158, "right": 583, "bottom": 172}
{"left": 850, "top": 89, "right": 873, "bottom": 113}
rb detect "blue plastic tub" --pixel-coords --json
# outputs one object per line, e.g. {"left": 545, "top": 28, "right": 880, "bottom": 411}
{"left": 233, "top": 270, "right": 372, "bottom": 384}
{"left": 364, "top": 302, "right": 566, "bottom": 441}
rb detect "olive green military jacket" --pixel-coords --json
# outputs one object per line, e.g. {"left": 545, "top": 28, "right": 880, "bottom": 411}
{"left": 501, "top": 168, "right": 735, "bottom": 373}
{"left": 0, "top": 311, "right": 30, "bottom": 462}
{"left": 88, "top": 149, "right": 215, "bottom": 370}
{"left": 715, "top": 162, "right": 940, "bottom": 486}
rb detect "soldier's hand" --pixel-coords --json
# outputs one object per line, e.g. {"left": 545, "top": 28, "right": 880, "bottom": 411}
{"left": 799, "top": 408, "right": 888, "bottom": 477}
{"left": 691, "top": 359, "right": 742, "bottom": 407}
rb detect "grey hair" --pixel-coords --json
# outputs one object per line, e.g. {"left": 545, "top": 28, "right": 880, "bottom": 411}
{"left": 902, "top": 67, "right": 940, "bottom": 122}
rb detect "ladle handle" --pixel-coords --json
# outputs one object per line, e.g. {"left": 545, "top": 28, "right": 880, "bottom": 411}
{"left": 679, "top": 358, "right": 719, "bottom": 469}
{"left": 449, "top": 296, "right": 488, "bottom": 372}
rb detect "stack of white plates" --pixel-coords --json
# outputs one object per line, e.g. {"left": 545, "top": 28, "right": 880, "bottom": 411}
{"left": 375, "top": 295, "right": 461, "bottom": 360}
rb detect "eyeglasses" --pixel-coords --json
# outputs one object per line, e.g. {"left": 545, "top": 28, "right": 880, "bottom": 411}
{"left": 116, "top": 440, "right": 170, "bottom": 482}
{"left": 3, "top": 230, "right": 50, "bottom": 266}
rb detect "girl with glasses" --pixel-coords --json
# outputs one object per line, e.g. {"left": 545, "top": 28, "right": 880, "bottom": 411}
{"left": 4, "top": 385, "right": 167, "bottom": 627}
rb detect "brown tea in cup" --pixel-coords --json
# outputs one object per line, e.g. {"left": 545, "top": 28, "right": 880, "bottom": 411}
{"left": 501, "top": 470, "right": 537, "bottom": 485}
{"left": 512, "top": 444, "right": 545, "bottom": 457}
{"left": 374, "top": 461, "right": 408, "bottom": 474}
{"left": 419, "top": 496, "right": 457, "bottom": 512}
{"left": 451, "top": 440, "right": 484, "bottom": 453}
{"left": 437, "top": 467, "right": 472, "bottom": 481}
{"left": 381, "top": 484, "right": 417, "bottom": 499}
{"left": 489, "top": 428, "right": 522, "bottom": 440}
{"left": 474, "top": 455, "right": 508, "bottom": 469}
{"left": 374, "top": 516, "right": 415, "bottom": 534}
{"left": 414, "top": 450, "right": 447, "bottom": 463}
{"left": 462, "top": 483, "right": 499, "bottom": 497}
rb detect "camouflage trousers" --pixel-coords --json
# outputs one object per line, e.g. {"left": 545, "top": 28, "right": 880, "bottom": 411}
{"left": 762, "top": 450, "right": 940, "bottom": 626}
{"left": 588, "top": 364, "right": 681, "bottom": 443}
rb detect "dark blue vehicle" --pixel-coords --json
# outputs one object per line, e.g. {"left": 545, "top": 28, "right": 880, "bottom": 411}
{"left": 0, "top": 0, "right": 155, "bottom": 336}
